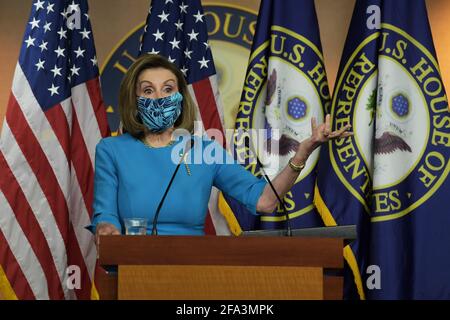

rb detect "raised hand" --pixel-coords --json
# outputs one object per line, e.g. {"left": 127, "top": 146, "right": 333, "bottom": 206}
{"left": 294, "top": 114, "right": 353, "bottom": 163}
{"left": 310, "top": 114, "right": 353, "bottom": 145}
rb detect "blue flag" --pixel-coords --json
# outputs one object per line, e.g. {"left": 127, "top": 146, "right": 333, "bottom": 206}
{"left": 315, "top": 0, "right": 450, "bottom": 299}
{"left": 220, "top": 0, "right": 329, "bottom": 233}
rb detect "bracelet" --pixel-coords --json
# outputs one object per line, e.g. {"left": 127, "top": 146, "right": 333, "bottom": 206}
{"left": 288, "top": 157, "right": 306, "bottom": 172}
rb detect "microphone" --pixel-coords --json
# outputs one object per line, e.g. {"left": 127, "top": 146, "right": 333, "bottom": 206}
{"left": 151, "top": 138, "right": 195, "bottom": 235}
{"left": 254, "top": 156, "right": 293, "bottom": 237}
{"left": 245, "top": 135, "right": 293, "bottom": 237}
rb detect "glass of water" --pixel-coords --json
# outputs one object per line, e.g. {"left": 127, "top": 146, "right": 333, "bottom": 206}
{"left": 124, "top": 218, "right": 148, "bottom": 235}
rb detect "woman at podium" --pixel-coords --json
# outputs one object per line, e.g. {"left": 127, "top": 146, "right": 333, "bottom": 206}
{"left": 87, "top": 54, "right": 351, "bottom": 239}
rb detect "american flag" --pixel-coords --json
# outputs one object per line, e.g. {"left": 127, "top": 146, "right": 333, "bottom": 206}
{"left": 141, "top": 0, "right": 230, "bottom": 235}
{"left": 0, "top": 0, "right": 108, "bottom": 299}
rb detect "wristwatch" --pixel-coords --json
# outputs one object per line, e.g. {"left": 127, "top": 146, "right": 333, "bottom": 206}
{"left": 288, "top": 157, "right": 306, "bottom": 172}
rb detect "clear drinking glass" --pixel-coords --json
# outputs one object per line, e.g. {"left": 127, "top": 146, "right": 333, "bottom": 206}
{"left": 124, "top": 218, "right": 148, "bottom": 235}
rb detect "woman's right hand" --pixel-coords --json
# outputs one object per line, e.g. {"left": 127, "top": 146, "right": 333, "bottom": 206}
{"left": 95, "top": 222, "right": 120, "bottom": 245}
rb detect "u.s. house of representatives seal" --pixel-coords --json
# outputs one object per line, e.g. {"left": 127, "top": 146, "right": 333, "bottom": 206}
{"left": 234, "top": 25, "right": 330, "bottom": 221}
{"left": 331, "top": 23, "right": 450, "bottom": 222}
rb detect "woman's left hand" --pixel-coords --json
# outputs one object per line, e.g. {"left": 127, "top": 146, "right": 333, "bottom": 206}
{"left": 310, "top": 114, "right": 352, "bottom": 146}
{"left": 294, "top": 114, "right": 353, "bottom": 163}
{"left": 257, "top": 115, "right": 353, "bottom": 213}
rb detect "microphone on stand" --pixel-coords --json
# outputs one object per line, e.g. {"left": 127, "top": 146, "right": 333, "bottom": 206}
{"left": 151, "top": 138, "right": 195, "bottom": 235}
{"left": 254, "top": 156, "right": 293, "bottom": 237}
{"left": 243, "top": 134, "right": 293, "bottom": 237}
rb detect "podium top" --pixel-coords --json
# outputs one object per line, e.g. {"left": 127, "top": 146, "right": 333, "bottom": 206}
{"left": 98, "top": 235, "right": 345, "bottom": 267}
{"left": 242, "top": 225, "right": 356, "bottom": 240}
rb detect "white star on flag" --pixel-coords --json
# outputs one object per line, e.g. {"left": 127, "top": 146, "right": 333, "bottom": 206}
{"left": 54, "top": 46, "right": 65, "bottom": 57}
{"left": 29, "top": 17, "right": 40, "bottom": 29}
{"left": 158, "top": 10, "right": 170, "bottom": 23}
{"left": 25, "top": 36, "right": 35, "bottom": 48}
{"left": 39, "top": 40, "right": 48, "bottom": 52}
{"left": 80, "top": 28, "right": 91, "bottom": 39}
{"left": 180, "top": 66, "right": 188, "bottom": 76}
{"left": 153, "top": 29, "right": 165, "bottom": 41}
{"left": 187, "top": 30, "right": 199, "bottom": 41}
{"left": 57, "top": 27, "right": 67, "bottom": 39}
{"left": 74, "top": 47, "right": 85, "bottom": 58}
{"left": 198, "top": 57, "right": 209, "bottom": 69}
{"left": 179, "top": 2, "right": 188, "bottom": 13}
{"left": 174, "top": 20, "right": 183, "bottom": 31}
{"left": 50, "top": 65, "right": 62, "bottom": 77}
{"left": 33, "top": 0, "right": 45, "bottom": 11}
{"left": 43, "top": 22, "right": 52, "bottom": 33}
{"left": 169, "top": 37, "right": 180, "bottom": 49}
{"left": 193, "top": 11, "right": 204, "bottom": 23}
{"left": 48, "top": 83, "right": 59, "bottom": 96}
{"left": 68, "top": 1, "right": 80, "bottom": 13}
{"left": 46, "top": 3, "right": 54, "bottom": 14}
{"left": 168, "top": 55, "right": 176, "bottom": 63}
{"left": 184, "top": 48, "right": 193, "bottom": 59}
{"left": 148, "top": 48, "right": 160, "bottom": 55}
{"left": 90, "top": 56, "right": 98, "bottom": 66}
{"left": 71, "top": 65, "right": 80, "bottom": 76}
{"left": 35, "top": 59, "right": 45, "bottom": 71}
{"left": 60, "top": 8, "right": 69, "bottom": 19}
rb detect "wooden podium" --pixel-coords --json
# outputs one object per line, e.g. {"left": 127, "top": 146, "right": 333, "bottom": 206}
{"left": 97, "top": 227, "right": 354, "bottom": 300}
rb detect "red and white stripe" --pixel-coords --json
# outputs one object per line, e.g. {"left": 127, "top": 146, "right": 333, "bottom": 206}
{"left": 0, "top": 63, "right": 108, "bottom": 299}
{"left": 188, "top": 74, "right": 231, "bottom": 236}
